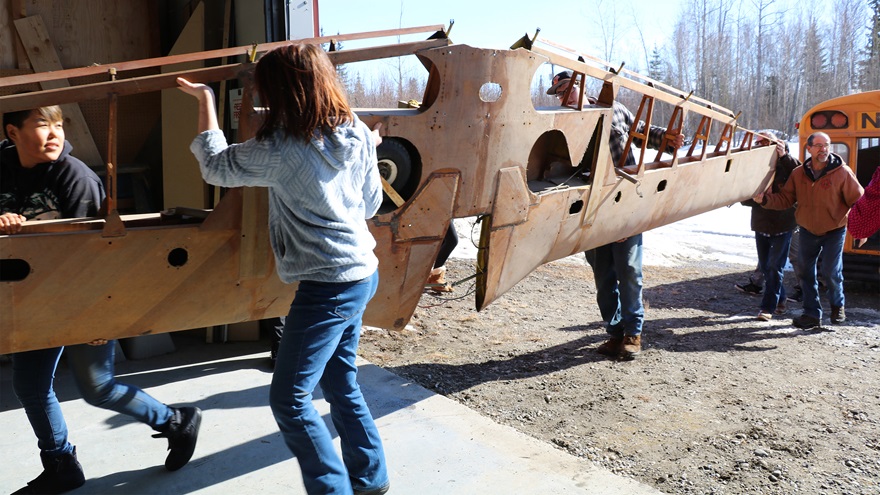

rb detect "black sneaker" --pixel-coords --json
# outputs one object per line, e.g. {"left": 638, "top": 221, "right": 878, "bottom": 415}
{"left": 270, "top": 340, "right": 280, "bottom": 366}
{"left": 831, "top": 306, "right": 846, "bottom": 324}
{"left": 153, "top": 407, "right": 202, "bottom": 471}
{"left": 15, "top": 447, "right": 86, "bottom": 494}
{"left": 792, "top": 313, "right": 821, "bottom": 330}
{"left": 735, "top": 282, "right": 762, "bottom": 295}
{"left": 786, "top": 287, "right": 803, "bottom": 303}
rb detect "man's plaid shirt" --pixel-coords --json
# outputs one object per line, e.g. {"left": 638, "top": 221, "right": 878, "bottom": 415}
{"left": 608, "top": 101, "right": 670, "bottom": 168}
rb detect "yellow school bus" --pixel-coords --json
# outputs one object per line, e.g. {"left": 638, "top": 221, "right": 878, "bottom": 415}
{"left": 799, "top": 90, "right": 880, "bottom": 283}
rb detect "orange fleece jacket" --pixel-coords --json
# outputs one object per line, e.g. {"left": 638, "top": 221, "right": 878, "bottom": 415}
{"left": 761, "top": 154, "right": 863, "bottom": 236}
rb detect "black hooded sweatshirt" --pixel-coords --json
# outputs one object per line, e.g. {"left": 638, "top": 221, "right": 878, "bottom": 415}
{"left": 741, "top": 149, "right": 800, "bottom": 235}
{"left": 0, "top": 139, "right": 105, "bottom": 220}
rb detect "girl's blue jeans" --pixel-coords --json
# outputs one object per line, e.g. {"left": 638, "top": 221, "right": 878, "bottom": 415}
{"left": 269, "top": 270, "right": 388, "bottom": 494}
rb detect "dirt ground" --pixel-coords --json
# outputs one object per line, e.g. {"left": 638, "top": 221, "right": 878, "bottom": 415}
{"left": 358, "top": 256, "right": 880, "bottom": 495}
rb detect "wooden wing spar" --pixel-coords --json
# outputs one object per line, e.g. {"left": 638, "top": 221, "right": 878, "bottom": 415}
{"left": 0, "top": 26, "right": 777, "bottom": 354}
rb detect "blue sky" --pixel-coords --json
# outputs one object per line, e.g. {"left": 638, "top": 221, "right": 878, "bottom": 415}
{"left": 315, "top": 0, "right": 684, "bottom": 73}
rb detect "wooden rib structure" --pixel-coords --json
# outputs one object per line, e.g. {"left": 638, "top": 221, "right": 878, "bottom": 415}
{"left": 0, "top": 26, "right": 776, "bottom": 354}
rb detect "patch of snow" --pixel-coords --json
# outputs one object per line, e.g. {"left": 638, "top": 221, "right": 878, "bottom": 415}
{"left": 448, "top": 204, "right": 760, "bottom": 270}
{"left": 643, "top": 203, "right": 757, "bottom": 268}
{"left": 449, "top": 217, "right": 482, "bottom": 260}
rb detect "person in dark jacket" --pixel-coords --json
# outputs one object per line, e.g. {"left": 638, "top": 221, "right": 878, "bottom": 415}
{"left": 737, "top": 131, "right": 801, "bottom": 320}
{"left": 2, "top": 104, "right": 202, "bottom": 494}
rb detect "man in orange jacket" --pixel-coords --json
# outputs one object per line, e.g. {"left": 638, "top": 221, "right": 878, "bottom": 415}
{"left": 755, "top": 132, "right": 863, "bottom": 329}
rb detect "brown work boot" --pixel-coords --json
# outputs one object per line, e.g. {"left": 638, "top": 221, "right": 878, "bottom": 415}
{"left": 621, "top": 335, "right": 642, "bottom": 360}
{"left": 596, "top": 337, "right": 623, "bottom": 357}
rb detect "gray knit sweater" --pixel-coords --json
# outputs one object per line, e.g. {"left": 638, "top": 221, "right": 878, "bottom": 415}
{"left": 189, "top": 115, "right": 382, "bottom": 283}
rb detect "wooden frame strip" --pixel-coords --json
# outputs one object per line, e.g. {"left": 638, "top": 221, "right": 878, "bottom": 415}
{"left": 0, "top": 38, "right": 451, "bottom": 114}
{"left": 0, "top": 24, "right": 447, "bottom": 88}
{"left": 537, "top": 37, "right": 732, "bottom": 115}
{"left": 528, "top": 45, "right": 737, "bottom": 123}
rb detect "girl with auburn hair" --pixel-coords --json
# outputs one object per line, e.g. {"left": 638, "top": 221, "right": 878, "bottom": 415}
{"left": 178, "top": 43, "right": 389, "bottom": 495}
{"left": 253, "top": 43, "right": 353, "bottom": 141}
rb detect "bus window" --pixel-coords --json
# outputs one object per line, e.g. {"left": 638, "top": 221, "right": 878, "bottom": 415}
{"left": 831, "top": 143, "right": 849, "bottom": 164}
{"left": 856, "top": 137, "right": 880, "bottom": 190}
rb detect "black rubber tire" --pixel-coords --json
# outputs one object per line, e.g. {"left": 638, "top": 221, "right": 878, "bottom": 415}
{"left": 376, "top": 139, "right": 412, "bottom": 193}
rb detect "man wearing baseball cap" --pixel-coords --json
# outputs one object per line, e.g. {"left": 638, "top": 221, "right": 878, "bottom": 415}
{"left": 547, "top": 69, "right": 684, "bottom": 360}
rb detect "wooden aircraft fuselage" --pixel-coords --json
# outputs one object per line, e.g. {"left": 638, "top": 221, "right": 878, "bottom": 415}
{"left": 0, "top": 27, "right": 775, "bottom": 353}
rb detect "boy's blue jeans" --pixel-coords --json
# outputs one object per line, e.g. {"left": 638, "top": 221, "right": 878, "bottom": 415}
{"left": 12, "top": 341, "right": 173, "bottom": 458}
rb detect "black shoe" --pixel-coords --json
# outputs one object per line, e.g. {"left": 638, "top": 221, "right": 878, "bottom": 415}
{"left": 774, "top": 302, "right": 787, "bottom": 315}
{"left": 355, "top": 482, "right": 390, "bottom": 495}
{"left": 792, "top": 313, "right": 821, "bottom": 330}
{"left": 14, "top": 447, "right": 86, "bottom": 494}
{"left": 735, "top": 282, "right": 762, "bottom": 295}
{"left": 831, "top": 306, "right": 846, "bottom": 324}
{"left": 153, "top": 406, "right": 202, "bottom": 471}
{"left": 786, "top": 287, "right": 803, "bottom": 303}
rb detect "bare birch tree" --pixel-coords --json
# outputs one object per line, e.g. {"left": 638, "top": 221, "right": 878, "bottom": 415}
{"left": 589, "top": 0, "right": 623, "bottom": 62}
{"left": 336, "top": 0, "right": 872, "bottom": 137}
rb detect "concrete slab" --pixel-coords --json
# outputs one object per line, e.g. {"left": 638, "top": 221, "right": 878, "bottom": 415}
{"left": 0, "top": 336, "right": 663, "bottom": 494}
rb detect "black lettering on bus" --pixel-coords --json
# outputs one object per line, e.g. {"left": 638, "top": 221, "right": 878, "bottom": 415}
{"left": 862, "top": 112, "right": 880, "bottom": 130}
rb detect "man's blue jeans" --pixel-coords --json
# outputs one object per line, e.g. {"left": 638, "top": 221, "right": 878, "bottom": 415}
{"left": 585, "top": 234, "right": 644, "bottom": 337}
{"left": 749, "top": 227, "right": 803, "bottom": 291}
{"left": 270, "top": 270, "right": 387, "bottom": 495}
{"left": 756, "top": 231, "right": 793, "bottom": 313}
{"left": 11, "top": 341, "right": 174, "bottom": 458}
{"left": 797, "top": 227, "right": 846, "bottom": 319}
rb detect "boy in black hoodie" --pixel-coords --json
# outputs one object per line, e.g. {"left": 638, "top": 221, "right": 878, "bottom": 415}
{"left": 0, "top": 106, "right": 103, "bottom": 230}
{"left": 2, "top": 105, "right": 201, "bottom": 494}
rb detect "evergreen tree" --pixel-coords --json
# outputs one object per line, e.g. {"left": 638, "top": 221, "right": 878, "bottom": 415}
{"left": 859, "top": 0, "right": 880, "bottom": 90}
{"left": 802, "top": 16, "right": 831, "bottom": 111}
{"left": 648, "top": 46, "right": 665, "bottom": 81}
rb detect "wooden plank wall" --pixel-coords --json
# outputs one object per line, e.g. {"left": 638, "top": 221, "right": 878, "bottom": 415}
{"left": 1, "top": 0, "right": 159, "bottom": 70}
{"left": 1, "top": 1, "right": 161, "bottom": 176}
{"left": 161, "top": 0, "right": 206, "bottom": 210}
{"left": 13, "top": 15, "right": 104, "bottom": 167}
